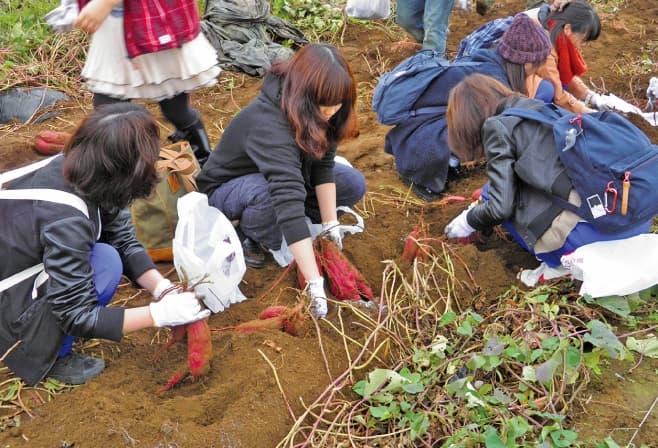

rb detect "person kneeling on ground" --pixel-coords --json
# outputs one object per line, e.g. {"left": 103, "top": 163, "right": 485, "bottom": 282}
{"left": 443, "top": 74, "right": 651, "bottom": 269}
{"left": 0, "top": 103, "right": 210, "bottom": 387}
{"left": 196, "top": 43, "right": 366, "bottom": 319}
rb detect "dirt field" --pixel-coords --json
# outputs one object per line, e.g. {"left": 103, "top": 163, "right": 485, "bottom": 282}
{"left": 1, "top": 0, "right": 658, "bottom": 446}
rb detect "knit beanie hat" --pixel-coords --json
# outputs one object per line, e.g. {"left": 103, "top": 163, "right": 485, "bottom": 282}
{"left": 497, "top": 13, "right": 551, "bottom": 64}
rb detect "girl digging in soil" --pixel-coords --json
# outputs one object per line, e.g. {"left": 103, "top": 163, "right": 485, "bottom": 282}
{"left": 71, "top": 0, "right": 219, "bottom": 166}
{"left": 383, "top": 12, "right": 556, "bottom": 202}
{"left": 0, "top": 103, "right": 210, "bottom": 387}
{"left": 196, "top": 43, "right": 366, "bottom": 319}
{"left": 458, "top": 0, "right": 604, "bottom": 113}
{"left": 443, "top": 74, "right": 652, "bottom": 273}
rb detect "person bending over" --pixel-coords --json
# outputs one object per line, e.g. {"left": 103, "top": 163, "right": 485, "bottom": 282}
{"left": 0, "top": 103, "right": 210, "bottom": 386}
{"left": 196, "top": 43, "right": 366, "bottom": 319}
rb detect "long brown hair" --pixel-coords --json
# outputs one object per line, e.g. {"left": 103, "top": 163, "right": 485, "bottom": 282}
{"left": 447, "top": 73, "right": 518, "bottom": 162}
{"left": 270, "top": 43, "right": 358, "bottom": 159}
{"left": 63, "top": 103, "right": 161, "bottom": 210}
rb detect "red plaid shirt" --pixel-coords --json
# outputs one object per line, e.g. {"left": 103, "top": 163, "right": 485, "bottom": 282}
{"left": 79, "top": 0, "right": 201, "bottom": 58}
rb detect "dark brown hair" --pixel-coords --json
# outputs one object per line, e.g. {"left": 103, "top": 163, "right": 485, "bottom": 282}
{"left": 502, "top": 59, "right": 546, "bottom": 96}
{"left": 270, "top": 43, "right": 358, "bottom": 159}
{"left": 541, "top": 0, "right": 601, "bottom": 45}
{"left": 63, "top": 103, "right": 161, "bottom": 210}
{"left": 447, "top": 73, "right": 518, "bottom": 162}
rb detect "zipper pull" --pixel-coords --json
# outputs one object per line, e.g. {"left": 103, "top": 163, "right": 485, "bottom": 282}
{"left": 621, "top": 171, "right": 631, "bottom": 215}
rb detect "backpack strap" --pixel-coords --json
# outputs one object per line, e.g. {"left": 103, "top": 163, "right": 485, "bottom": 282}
{"left": 500, "top": 106, "right": 562, "bottom": 127}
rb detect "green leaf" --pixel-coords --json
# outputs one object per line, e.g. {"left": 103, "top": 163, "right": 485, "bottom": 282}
{"left": 484, "top": 426, "right": 506, "bottom": 448}
{"left": 549, "top": 429, "right": 578, "bottom": 447}
{"left": 535, "top": 358, "right": 560, "bottom": 384}
{"left": 369, "top": 405, "right": 391, "bottom": 420}
{"left": 626, "top": 336, "right": 658, "bottom": 358}
{"left": 584, "top": 295, "right": 631, "bottom": 318}
{"left": 439, "top": 311, "right": 456, "bottom": 327}
{"left": 584, "top": 320, "right": 625, "bottom": 359}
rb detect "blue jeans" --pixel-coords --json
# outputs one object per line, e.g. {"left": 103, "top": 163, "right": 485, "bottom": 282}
{"left": 207, "top": 163, "right": 366, "bottom": 250}
{"left": 58, "top": 243, "right": 122, "bottom": 357}
{"left": 395, "top": 0, "right": 456, "bottom": 55}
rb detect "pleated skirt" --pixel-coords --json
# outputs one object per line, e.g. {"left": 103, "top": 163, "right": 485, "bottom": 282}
{"left": 82, "top": 14, "right": 221, "bottom": 101}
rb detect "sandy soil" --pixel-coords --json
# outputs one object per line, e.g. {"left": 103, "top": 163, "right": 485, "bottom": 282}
{"left": 1, "top": 0, "right": 657, "bottom": 446}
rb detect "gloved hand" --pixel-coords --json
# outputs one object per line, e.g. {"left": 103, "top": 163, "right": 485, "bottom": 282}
{"left": 307, "top": 277, "right": 328, "bottom": 319}
{"left": 322, "top": 220, "right": 343, "bottom": 250}
{"left": 589, "top": 93, "right": 617, "bottom": 111}
{"left": 444, "top": 207, "right": 476, "bottom": 239}
{"left": 150, "top": 290, "right": 211, "bottom": 327}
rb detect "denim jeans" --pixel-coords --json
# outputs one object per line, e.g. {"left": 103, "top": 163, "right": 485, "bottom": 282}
{"left": 395, "top": 0, "right": 456, "bottom": 56}
{"left": 58, "top": 243, "right": 123, "bottom": 357}
{"left": 207, "top": 162, "right": 366, "bottom": 250}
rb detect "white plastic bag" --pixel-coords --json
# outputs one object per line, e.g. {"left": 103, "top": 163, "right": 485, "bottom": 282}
{"left": 345, "top": 0, "right": 390, "bottom": 20}
{"left": 173, "top": 192, "right": 247, "bottom": 313}
{"left": 269, "top": 206, "right": 366, "bottom": 267}
{"left": 560, "top": 234, "right": 658, "bottom": 298}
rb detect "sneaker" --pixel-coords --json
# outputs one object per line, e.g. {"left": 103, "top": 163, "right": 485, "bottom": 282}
{"left": 242, "top": 238, "right": 266, "bottom": 269}
{"left": 47, "top": 352, "right": 105, "bottom": 385}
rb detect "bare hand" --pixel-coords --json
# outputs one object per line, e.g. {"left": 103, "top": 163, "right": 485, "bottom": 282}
{"left": 549, "top": 0, "right": 573, "bottom": 13}
{"left": 73, "top": 0, "right": 115, "bottom": 34}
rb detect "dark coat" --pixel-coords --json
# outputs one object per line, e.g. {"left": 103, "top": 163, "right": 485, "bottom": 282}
{"left": 196, "top": 72, "right": 336, "bottom": 246}
{"left": 467, "top": 97, "right": 574, "bottom": 249}
{"left": 0, "top": 156, "right": 156, "bottom": 385}
{"left": 384, "top": 49, "right": 510, "bottom": 196}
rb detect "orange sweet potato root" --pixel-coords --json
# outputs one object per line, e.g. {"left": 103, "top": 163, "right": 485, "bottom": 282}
{"left": 213, "top": 302, "right": 305, "bottom": 336}
{"left": 298, "top": 238, "right": 374, "bottom": 302}
{"left": 401, "top": 217, "right": 434, "bottom": 263}
{"left": 155, "top": 317, "right": 212, "bottom": 394}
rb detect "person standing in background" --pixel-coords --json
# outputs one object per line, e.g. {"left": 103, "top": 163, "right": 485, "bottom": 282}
{"left": 395, "top": 0, "right": 458, "bottom": 57}
{"left": 73, "top": 0, "right": 220, "bottom": 166}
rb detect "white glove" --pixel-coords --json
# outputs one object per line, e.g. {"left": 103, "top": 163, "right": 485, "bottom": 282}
{"left": 589, "top": 93, "right": 616, "bottom": 111}
{"left": 307, "top": 277, "right": 328, "bottom": 319}
{"left": 150, "top": 291, "right": 211, "bottom": 327}
{"left": 444, "top": 207, "right": 476, "bottom": 239}
{"left": 322, "top": 220, "right": 343, "bottom": 250}
{"left": 457, "top": 0, "right": 470, "bottom": 10}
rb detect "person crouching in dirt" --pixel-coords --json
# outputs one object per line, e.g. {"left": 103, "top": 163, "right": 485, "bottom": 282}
{"left": 458, "top": 0, "right": 603, "bottom": 113}
{"left": 196, "top": 43, "right": 366, "bottom": 319}
{"left": 0, "top": 103, "right": 210, "bottom": 387}
{"left": 443, "top": 74, "right": 651, "bottom": 272}
{"left": 383, "top": 12, "right": 555, "bottom": 202}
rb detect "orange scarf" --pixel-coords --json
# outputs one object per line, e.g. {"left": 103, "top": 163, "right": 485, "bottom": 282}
{"left": 550, "top": 21, "right": 588, "bottom": 86}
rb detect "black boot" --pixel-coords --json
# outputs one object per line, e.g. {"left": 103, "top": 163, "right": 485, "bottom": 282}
{"left": 168, "top": 119, "right": 212, "bottom": 167}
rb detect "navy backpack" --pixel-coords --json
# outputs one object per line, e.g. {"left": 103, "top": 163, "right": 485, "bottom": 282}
{"left": 503, "top": 104, "right": 658, "bottom": 232}
{"left": 372, "top": 50, "right": 480, "bottom": 126}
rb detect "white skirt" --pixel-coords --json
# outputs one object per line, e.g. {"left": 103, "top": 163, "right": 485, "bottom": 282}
{"left": 82, "top": 14, "right": 221, "bottom": 101}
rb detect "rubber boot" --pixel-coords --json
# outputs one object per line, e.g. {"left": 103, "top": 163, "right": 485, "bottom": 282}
{"left": 169, "top": 119, "right": 212, "bottom": 167}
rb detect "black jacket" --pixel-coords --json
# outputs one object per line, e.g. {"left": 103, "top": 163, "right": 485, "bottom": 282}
{"left": 467, "top": 97, "right": 577, "bottom": 249}
{"left": 196, "top": 72, "right": 336, "bottom": 246}
{"left": 0, "top": 156, "right": 156, "bottom": 385}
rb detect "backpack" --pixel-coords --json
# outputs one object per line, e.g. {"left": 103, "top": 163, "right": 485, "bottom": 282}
{"left": 502, "top": 104, "right": 658, "bottom": 233}
{"left": 372, "top": 51, "right": 480, "bottom": 126}
{"left": 129, "top": 141, "right": 200, "bottom": 262}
